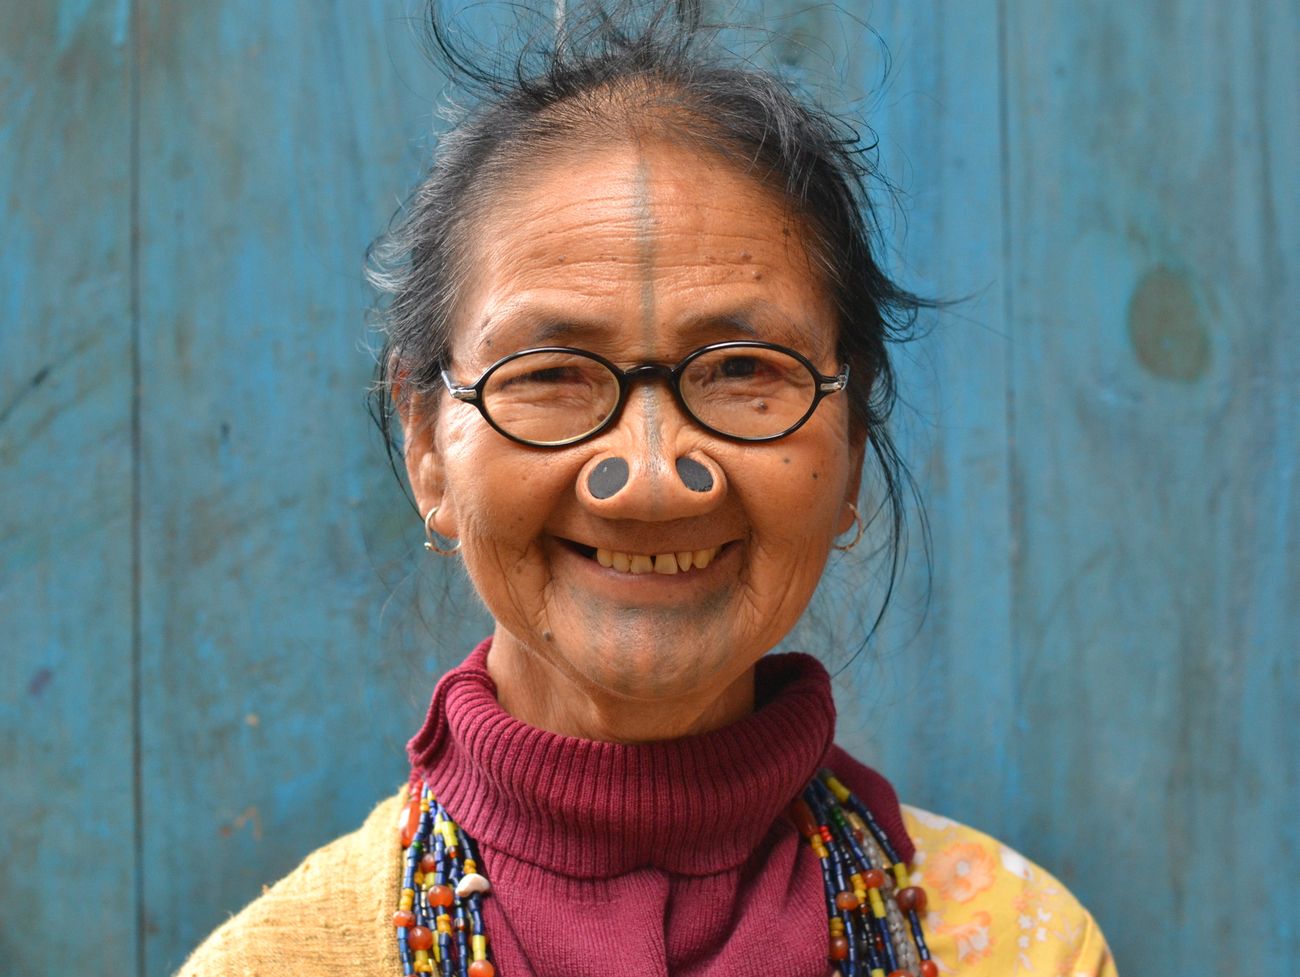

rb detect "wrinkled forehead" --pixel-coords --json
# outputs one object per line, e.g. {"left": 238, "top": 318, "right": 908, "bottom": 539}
{"left": 450, "top": 138, "right": 839, "bottom": 366}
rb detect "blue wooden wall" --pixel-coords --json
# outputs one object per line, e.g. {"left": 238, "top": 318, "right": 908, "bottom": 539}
{"left": 2, "top": 2, "right": 1295, "bottom": 974}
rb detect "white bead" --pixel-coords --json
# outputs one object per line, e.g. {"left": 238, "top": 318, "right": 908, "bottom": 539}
{"left": 455, "top": 872, "right": 490, "bottom": 897}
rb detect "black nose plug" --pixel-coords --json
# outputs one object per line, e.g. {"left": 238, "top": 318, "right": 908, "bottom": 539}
{"left": 675, "top": 457, "right": 714, "bottom": 493}
{"left": 587, "top": 456, "right": 715, "bottom": 498}
{"left": 587, "top": 457, "right": 630, "bottom": 499}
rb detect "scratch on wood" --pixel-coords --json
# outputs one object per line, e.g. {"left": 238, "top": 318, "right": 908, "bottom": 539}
{"left": 0, "top": 364, "right": 52, "bottom": 428}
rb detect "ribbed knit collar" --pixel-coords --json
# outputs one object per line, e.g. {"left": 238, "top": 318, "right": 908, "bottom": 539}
{"left": 408, "top": 638, "right": 905, "bottom": 877}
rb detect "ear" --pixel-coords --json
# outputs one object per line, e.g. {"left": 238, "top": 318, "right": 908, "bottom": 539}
{"left": 837, "top": 421, "right": 869, "bottom": 535}
{"left": 400, "top": 394, "right": 458, "bottom": 539}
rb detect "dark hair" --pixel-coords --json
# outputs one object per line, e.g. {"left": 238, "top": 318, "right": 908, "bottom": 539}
{"left": 368, "top": 0, "right": 932, "bottom": 647}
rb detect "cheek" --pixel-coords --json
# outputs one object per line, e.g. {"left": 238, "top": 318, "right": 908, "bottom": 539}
{"left": 438, "top": 425, "right": 508, "bottom": 534}
{"left": 736, "top": 442, "right": 853, "bottom": 596}
{"left": 438, "top": 416, "right": 572, "bottom": 556}
{"left": 762, "top": 435, "right": 853, "bottom": 518}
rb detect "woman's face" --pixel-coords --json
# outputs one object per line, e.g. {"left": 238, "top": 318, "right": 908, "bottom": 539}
{"left": 405, "top": 139, "right": 863, "bottom": 730}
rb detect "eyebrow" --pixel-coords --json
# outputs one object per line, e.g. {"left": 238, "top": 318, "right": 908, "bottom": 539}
{"left": 533, "top": 318, "right": 622, "bottom": 345}
{"left": 671, "top": 314, "right": 759, "bottom": 344}
{"left": 476, "top": 302, "right": 821, "bottom": 355}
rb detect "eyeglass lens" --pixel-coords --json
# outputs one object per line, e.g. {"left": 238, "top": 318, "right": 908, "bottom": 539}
{"left": 480, "top": 347, "right": 819, "bottom": 445}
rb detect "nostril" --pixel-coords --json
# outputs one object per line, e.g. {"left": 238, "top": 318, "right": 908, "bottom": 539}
{"left": 587, "top": 457, "right": 630, "bottom": 499}
{"left": 675, "top": 457, "right": 714, "bottom": 493}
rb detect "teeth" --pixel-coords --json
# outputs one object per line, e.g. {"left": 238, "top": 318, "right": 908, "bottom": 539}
{"left": 592, "top": 546, "right": 721, "bottom": 575}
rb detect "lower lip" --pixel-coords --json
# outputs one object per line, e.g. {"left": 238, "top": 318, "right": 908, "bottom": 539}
{"left": 549, "top": 540, "right": 740, "bottom": 600}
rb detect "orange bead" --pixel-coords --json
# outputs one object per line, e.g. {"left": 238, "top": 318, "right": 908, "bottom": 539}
{"left": 828, "top": 935, "right": 850, "bottom": 961}
{"left": 392, "top": 910, "right": 415, "bottom": 929}
{"left": 420, "top": 853, "right": 438, "bottom": 875}
{"left": 919, "top": 960, "right": 939, "bottom": 977}
{"left": 834, "top": 890, "right": 860, "bottom": 911}
{"left": 788, "top": 799, "right": 818, "bottom": 839}
{"left": 399, "top": 798, "right": 422, "bottom": 849}
{"left": 888, "top": 971, "right": 910, "bottom": 977}
{"left": 896, "top": 886, "right": 928, "bottom": 914}
{"left": 468, "top": 961, "right": 496, "bottom": 977}
{"left": 862, "top": 868, "right": 887, "bottom": 889}
{"left": 428, "top": 883, "right": 454, "bottom": 907}
{"left": 407, "top": 925, "right": 433, "bottom": 951}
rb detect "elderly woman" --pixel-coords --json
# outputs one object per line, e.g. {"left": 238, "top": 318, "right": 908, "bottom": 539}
{"left": 181, "top": 4, "right": 1115, "bottom": 976}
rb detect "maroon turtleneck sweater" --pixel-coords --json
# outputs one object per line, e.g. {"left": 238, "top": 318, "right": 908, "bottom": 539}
{"left": 407, "top": 639, "right": 913, "bottom": 977}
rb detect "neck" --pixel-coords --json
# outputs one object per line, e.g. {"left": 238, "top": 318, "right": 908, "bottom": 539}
{"left": 485, "top": 628, "right": 757, "bottom": 743}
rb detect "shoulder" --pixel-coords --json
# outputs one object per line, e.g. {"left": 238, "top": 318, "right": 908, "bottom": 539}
{"left": 174, "top": 791, "right": 406, "bottom": 977}
{"left": 902, "top": 805, "right": 1118, "bottom": 976}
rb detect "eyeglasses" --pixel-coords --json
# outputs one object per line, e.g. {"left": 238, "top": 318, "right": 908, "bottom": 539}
{"left": 441, "top": 341, "right": 849, "bottom": 447}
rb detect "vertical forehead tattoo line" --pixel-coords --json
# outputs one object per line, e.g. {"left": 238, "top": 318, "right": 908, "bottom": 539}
{"left": 633, "top": 155, "right": 666, "bottom": 467}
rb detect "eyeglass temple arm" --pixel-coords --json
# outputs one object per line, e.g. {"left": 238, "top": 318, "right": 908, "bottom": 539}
{"left": 818, "top": 364, "right": 850, "bottom": 393}
{"left": 442, "top": 370, "right": 480, "bottom": 403}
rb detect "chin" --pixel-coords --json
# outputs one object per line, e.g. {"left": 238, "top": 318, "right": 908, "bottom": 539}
{"left": 555, "top": 627, "right": 751, "bottom": 701}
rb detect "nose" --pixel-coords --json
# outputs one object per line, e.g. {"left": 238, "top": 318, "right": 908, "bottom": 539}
{"left": 576, "top": 389, "right": 727, "bottom": 517}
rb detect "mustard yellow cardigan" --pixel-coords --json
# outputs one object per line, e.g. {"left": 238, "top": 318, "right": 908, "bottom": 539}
{"left": 177, "top": 791, "right": 1117, "bottom": 976}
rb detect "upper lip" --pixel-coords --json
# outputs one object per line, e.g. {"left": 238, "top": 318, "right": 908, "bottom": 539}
{"left": 555, "top": 534, "right": 735, "bottom": 555}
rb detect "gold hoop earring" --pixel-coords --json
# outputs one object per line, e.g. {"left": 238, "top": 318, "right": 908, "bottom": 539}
{"left": 833, "top": 502, "right": 864, "bottom": 552}
{"left": 423, "top": 506, "right": 461, "bottom": 557}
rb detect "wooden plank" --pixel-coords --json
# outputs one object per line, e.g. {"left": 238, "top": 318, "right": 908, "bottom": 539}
{"left": 1002, "top": 1, "right": 1299, "bottom": 971}
{"left": 0, "top": 3, "right": 138, "bottom": 975}
{"left": 719, "top": 2, "right": 1018, "bottom": 836}
{"left": 132, "top": 3, "right": 489, "bottom": 971}
{"left": 831, "top": 0, "right": 1019, "bottom": 839}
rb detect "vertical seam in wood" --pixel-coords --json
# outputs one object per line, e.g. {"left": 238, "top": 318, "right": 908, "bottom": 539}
{"left": 129, "top": 1, "right": 145, "bottom": 974}
{"left": 994, "top": 0, "right": 1023, "bottom": 815}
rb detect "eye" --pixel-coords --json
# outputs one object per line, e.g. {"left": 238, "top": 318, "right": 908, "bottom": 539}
{"left": 496, "top": 365, "right": 588, "bottom": 389}
{"left": 690, "top": 351, "right": 791, "bottom": 389}
{"left": 715, "top": 355, "right": 773, "bottom": 380}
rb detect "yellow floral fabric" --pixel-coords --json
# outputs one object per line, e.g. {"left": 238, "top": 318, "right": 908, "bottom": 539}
{"left": 901, "top": 806, "right": 1117, "bottom": 976}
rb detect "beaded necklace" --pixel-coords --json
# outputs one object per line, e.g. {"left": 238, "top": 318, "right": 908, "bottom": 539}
{"left": 393, "top": 769, "right": 936, "bottom": 977}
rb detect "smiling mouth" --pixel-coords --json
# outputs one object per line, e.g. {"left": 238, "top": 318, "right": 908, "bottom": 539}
{"left": 563, "top": 541, "right": 725, "bottom": 575}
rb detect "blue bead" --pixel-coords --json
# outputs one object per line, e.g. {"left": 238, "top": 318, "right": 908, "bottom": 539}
{"left": 878, "top": 919, "right": 898, "bottom": 973}
{"left": 909, "top": 910, "right": 930, "bottom": 954}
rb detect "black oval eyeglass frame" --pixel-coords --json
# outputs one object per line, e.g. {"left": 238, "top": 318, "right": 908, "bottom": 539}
{"left": 441, "top": 341, "right": 850, "bottom": 448}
